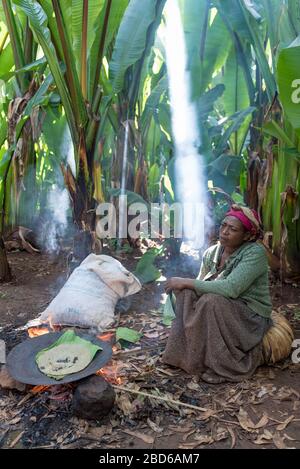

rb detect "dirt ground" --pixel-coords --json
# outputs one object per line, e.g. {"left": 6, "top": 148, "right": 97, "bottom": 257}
{"left": 0, "top": 246, "right": 300, "bottom": 450}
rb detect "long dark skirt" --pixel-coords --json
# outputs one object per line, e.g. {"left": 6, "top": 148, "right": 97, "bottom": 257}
{"left": 162, "top": 289, "right": 271, "bottom": 382}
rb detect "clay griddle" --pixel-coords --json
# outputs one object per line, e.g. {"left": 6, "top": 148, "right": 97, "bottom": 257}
{"left": 6, "top": 331, "right": 112, "bottom": 385}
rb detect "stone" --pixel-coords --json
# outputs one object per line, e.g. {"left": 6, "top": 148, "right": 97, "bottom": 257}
{"left": 0, "top": 365, "right": 26, "bottom": 391}
{"left": 72, "top": 375, "right": 115, "bottom": 420}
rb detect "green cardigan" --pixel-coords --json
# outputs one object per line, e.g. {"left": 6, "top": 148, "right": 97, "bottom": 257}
{"left": 194, "top": 242, "right": 272, "bottom": 318}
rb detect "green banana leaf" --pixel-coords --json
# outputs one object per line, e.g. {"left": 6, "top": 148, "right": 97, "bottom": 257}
{"left": 116, "top": 327, "right": 142, "bottom": 344}
{"left": 133, "top": 247, "right": 163, "bottom": 283}
{"left": 277, "top": 39, "right": 300, "bottom": 137}
{"left": 36, "top": 330, "right": 102, "bottom": 380}
{"left": 110, "top": 0, "right": 162, "bottom": 93}
{"left": 162, "top": 292, "right": 175, "bottom": 326}
{"left": 13, "top": 0, "right": 79, "bottom": 146}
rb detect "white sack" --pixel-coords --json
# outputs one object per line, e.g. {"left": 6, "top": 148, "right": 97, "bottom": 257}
{"left": 36, "top": 254, "right": 141, "bottom": 331}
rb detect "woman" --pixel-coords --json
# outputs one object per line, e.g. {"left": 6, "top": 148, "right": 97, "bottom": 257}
{"left": 162, "top": 205, "right": 272, "bottom": 384}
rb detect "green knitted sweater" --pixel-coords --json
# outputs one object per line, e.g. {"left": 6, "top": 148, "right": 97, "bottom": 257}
{"left": 194, "top": 242, "right": 272, "bottom": 318}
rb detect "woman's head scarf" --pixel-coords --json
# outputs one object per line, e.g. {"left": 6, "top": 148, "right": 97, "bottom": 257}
{"left": 225, "top": 204, "right": 261, "bottom": 236}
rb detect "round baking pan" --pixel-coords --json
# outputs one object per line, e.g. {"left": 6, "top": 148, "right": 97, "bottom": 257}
{"left": 6, "top": 331, "right": 112, "bottom": 385}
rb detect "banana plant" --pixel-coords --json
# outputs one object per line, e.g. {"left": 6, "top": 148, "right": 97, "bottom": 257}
{"left": 262, "top": 33, "right": 300, "bottom": 275}
{"left": 220, "top": 0, "right": 300, "bottom": 276}
{"left": 7, "top": 0, "right": 166, "bottom": 258}
{"left": 0, "top": 0, "right": 43, "bottom": 281}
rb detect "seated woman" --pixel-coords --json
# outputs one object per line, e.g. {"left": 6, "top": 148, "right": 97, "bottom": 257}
{"left": 162, "top": 205, "right": 272, "bottom": 384}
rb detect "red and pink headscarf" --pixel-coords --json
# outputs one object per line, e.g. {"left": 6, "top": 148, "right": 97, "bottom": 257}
{"left": 225, "top": 204, "right": 261, "bottom": 236}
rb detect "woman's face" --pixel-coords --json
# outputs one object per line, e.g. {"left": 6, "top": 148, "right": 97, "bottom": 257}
{"left": 219, "top": 216, "right": 251, "bottom": 249}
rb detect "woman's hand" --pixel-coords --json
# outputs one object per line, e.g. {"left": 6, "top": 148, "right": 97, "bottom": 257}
{"left": 165, "top": 277, "right": 193, "bottom": 294}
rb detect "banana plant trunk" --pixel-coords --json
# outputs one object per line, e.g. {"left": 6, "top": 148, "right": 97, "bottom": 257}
{"left": 0, "top": 237, "right": 12, "bottom": 282}
{"left": 61, "top": 136, "right": 96, "bottom": 262}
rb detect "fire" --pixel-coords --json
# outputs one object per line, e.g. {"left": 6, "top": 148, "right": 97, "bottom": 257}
{"left": 27, "top": 317, "right": 61, "bottom": 338}
{"left": 97, "top": 332, "right": 120, "bottom": 353}
{"left": 28, "top": 326, "right": 51, "bottom": 338}
{"left": 97, "top": 362, "right": 124, "bottom": 385}
{"left": 97, "top": 332, "right": 114, "bottom": 342}
{"left": 30, "top": 384, "right": 74, "bottom": 401}
{"left": 31, "top": 385, "right": 50, "bottom": 394}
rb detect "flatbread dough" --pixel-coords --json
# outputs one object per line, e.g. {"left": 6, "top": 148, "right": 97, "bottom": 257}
{"left": 36, "top": 343, "right": 92, "bottom": 377}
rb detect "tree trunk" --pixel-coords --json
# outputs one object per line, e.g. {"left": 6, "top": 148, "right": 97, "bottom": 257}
{"left": 0, "top": 237, "right": 12, "bottom": 283}
{"left": 61, "top": 162, "right": 96, "bottom": 263}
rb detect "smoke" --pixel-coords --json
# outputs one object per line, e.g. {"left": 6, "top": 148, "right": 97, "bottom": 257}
{"left": 164, "top": 0, "right": 212, "bottom": 248}
{"left": 47, "top": 187, "right": 69, "bottom": 253}
{"left": 38, "top": 186, "right": 70, "bottom": 254}
{"left": 37, "top": 121, "right": 75, "bottom": 254}
{"left": 60, "top": 124, "right": 76, "bottom": 175}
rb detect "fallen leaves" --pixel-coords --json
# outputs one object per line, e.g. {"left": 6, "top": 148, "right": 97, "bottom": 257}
{"left": 237, "top": 408, "right": 269, "bottom": 432}
{"left": 273, "top": 432, "right": 289, "bottom": 449}
{"left": 254, "top": 430, "right": 296, "bottom": 449}
{"left": 213, "top": 426, "right": 229, "bottom": 442}
{"left": 86, "top": 426, "right": 110, "bottom": 440}
{"left": 168, "top": 425, "right": 194, "bottom": 434}
{"left": 147, "top": 418, "right": 163, "bottom": 433}
{"left": 121, "top": 429, "right": 155, "bottom": 445}
{"left": 9, "top": 430, "right": 24, "bottom": 448}
{"left": 193, "top": 434, "right": 215, "bottom": 445}
{"left": 8, "top": 416, "right": 22, "bottom": 425}
{"left": 115, "top": 393, "right": 134, "bottom": 416}
{"left": 273, "top": 386, "right": 300, "bottom": 401}
{"left": 196, "top": 408, "right": 219, "bottom": 421}
{"left": 254, "top": 430, "right": 273, "bottom": 445}
{"left": 179, "top": 434, "right": 213, "bottom": 449}
{"left": 182, "top": 429, "right": 197, "bottom": 441}
{"left": 227, "top": 426, "right": 236, "bottom": 448}
{"left": 0, "top": 299, "right": 299, "bottom": 451}
{"left": 143, "top": 331, "right": 160, "bottom": 339}
{"left": 276, "top": 415, "right": 295, "bottom": 431}
{"left": 254, "top": 413, "right": 269, "bottom": 429}
{"left": 187, "top": 379, "right": 201, "bottom": 391}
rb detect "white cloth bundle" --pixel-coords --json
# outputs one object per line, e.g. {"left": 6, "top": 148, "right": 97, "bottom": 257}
{"left": 36, "top": 254, "right": 141, "bottom": 332}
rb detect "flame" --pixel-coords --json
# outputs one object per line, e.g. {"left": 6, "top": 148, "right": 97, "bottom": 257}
{"left": 27, "top": 317, "right": 62, "bottom": 338}
{"left": 30, "top": 384, "right": 74, "bottom": 402}
{"left": 97, "top": 333, "right": 119, "bottom": 354}
{"left": 31, "top": 385, "right": 50, "bottom": 394}
{"left": 28, "top": 326, "right": 51, "bottom": 338}
{"left": 97, "top": 332, "right": 114, "bottom": 342}
{"left": 97, "top": 362, "right": 124, "bottom": 385}
{"left": 96, "top": 333, "right": 122, "bottom": 383}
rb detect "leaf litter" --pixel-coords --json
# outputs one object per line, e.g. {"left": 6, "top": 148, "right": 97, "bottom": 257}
{"left": 1, "top": 300, "right": 300, "bottom": 449}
